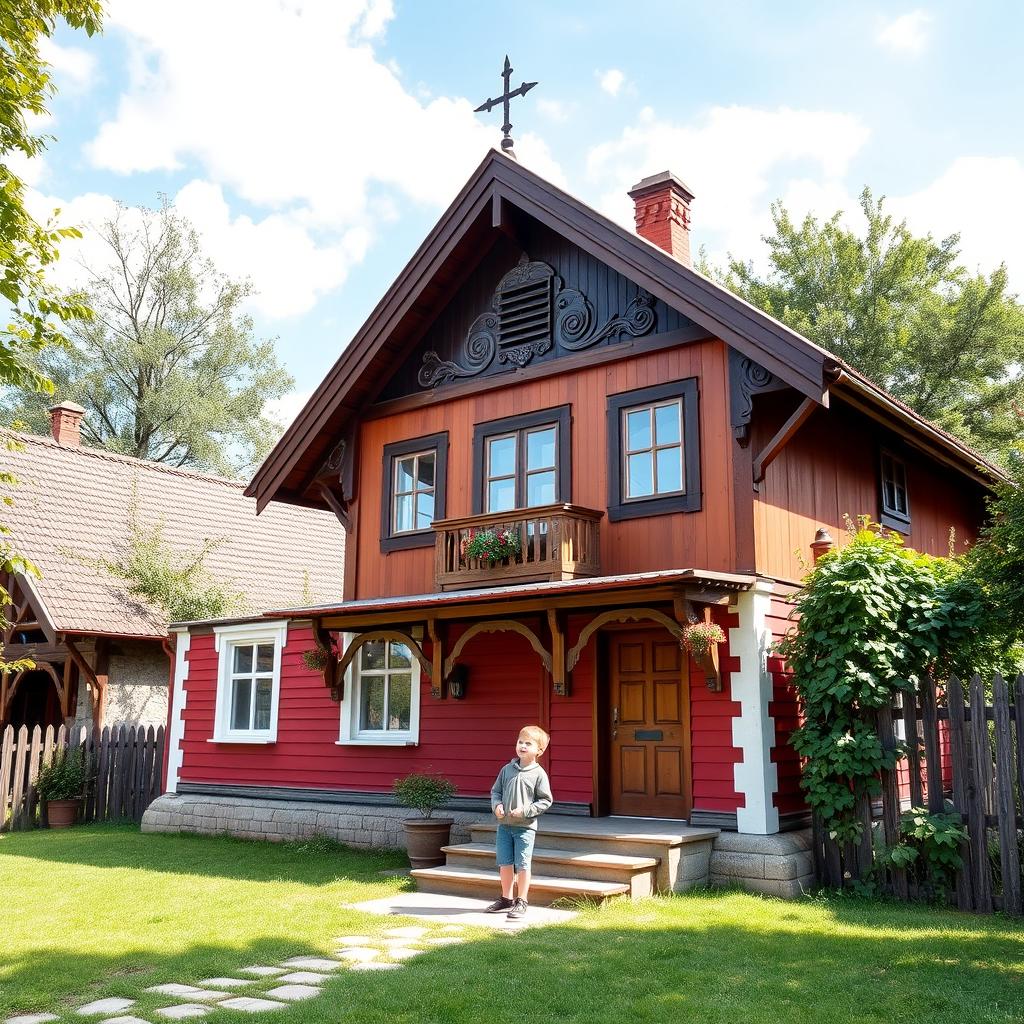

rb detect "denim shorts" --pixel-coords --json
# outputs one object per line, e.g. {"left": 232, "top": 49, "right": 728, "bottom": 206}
{"left": 495, "top": 823, "right": 536, "bottom": 870}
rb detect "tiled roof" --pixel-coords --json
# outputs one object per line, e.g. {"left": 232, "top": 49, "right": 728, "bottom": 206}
{"left": 3, "top": 433, "right": 345, "bottom": 637}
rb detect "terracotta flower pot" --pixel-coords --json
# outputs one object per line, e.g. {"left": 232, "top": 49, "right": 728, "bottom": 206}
{"left": 402, "top": 817, "right": 454, "bottom": 868}
{"left": 46, "top": 798, "right": 80, "bottom": 829}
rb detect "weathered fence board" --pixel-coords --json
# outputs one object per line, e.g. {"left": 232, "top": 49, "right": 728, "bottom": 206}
{"left": 0, "top": 722, "right": 165, "bottom": 830}
{"left": 812, "top": 671, "right": 1021, "bottom": 915}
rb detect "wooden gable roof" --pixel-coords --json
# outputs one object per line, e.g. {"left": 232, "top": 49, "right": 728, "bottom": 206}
{"left": 247, "top": 148, "right": 1001, "bottom": 511}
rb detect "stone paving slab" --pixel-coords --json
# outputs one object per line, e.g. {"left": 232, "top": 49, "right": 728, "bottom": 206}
{"left": 238, "top": 967, "right": 285, "bottom": 977}
{"left": 278, "top": 958, "right": 342, "bottom": 971}
{"left": 385, "top": 947, "right": 423, "bottom": 960}
{"left": 346, "top": 892, "right": 576, "bottom": 929}
{"left": 349, "top": 962, "right": 401, "bottom": 972}
{"left": 217, "top": 998, "right": 287, "bottom": 1013}
{"left": 6, "top": 1015, "right": 59, "bottom": 1024}
{"left": 265, "top": 986, "right": 320, "bottom": 1002}
{"left": 383, "top": 926, "right": 428, "bottom": 939}
{"left": 143, "top": 987, "right": 225, "bottom": 1003}
{"left": 278, "top": 972, "right": 330, "bottom": 984}
{"left": 334, "top": 947, "right": 379, "bottom": 963}
{"left": 197, "top": 978, "right": 251, "bottom": 989}
{"left": 154, "top": 1006, "right": 212, "bottom": 1020}
{"left": 78, "top": 999, "right": 136, "bottom": 1016}
{"left": 102, "top": 1017, "right": 151, "bottom": 1024}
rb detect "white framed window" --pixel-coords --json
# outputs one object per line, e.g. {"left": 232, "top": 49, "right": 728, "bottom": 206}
{"left": 622, "top": 398, "right": 684, "bottom": 500}
{"left": 393, "top": 449, "right": 436, "bottom": 534}
{"left": 338, "top": 634, "right": 421, "bottom": 746}
{"left": 211, "top": 620, "right": 288, "bottom": 743}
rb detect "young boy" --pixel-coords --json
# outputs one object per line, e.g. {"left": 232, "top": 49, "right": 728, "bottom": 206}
{"left": 487, "top": 725, "right": 553, "bottom": 920}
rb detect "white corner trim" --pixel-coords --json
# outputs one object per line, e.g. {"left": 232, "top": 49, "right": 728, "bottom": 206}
{"left": 729, "top": 579, "right": 780, "bottom": 835}
{"left": 166, "top": 628, "right": 191, "bottom": 794}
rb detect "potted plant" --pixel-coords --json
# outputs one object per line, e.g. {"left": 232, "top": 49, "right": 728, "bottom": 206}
{"left": 461, "top": 528, "right": 521, "bottom": 566}
{"left": 683, "top": 620, "right": 727, "bottom": 691}
{"left": 36, "top": 748, "right": 87, "bottom": 829}
{"left": 392, "top": 771, "right": 457, "bottom": 868}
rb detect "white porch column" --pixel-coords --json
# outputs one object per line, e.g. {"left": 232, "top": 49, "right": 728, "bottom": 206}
{"left": 729, "top": 579, "right": 780, "bottom": 835}
{"left": 165, "top": 628, "right": 191, "bottom": 794}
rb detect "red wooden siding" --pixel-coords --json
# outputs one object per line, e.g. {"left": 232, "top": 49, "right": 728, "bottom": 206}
{"left": 753, "top": 397, "right": 986, "bottom": 582}
{"left": 765, "top": 591, "right": 805, "bottom": 817}
{"left": 176, "top": 623, "right": 595, "bottom": 805}
{"left": 352, "top": 339, "right": 736, "bottom": 599}
{"left": 689, "top": 605, "right": 743, "bottom": 815}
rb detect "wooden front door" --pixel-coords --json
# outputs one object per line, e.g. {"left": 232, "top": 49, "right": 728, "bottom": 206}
{"left": 609, "top": 631, "right": 691, "bottom": 818}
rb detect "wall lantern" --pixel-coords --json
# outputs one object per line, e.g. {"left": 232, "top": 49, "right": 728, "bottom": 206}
{"left": 448, "top": 663, "right": 469, "bottom": 700}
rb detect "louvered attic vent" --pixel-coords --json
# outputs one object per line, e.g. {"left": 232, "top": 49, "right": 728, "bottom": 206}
{"left": 498, "top": 274, "right": 553, "bottom": 360}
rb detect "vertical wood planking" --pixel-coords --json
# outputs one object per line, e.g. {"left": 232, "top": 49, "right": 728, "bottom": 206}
{"left": 24, "top": 726, "right": 42, "bottom": 826}
{"left": 10, "top": 726, "right": 30, "bottom": 829}
{"left": 992, "top": 674, "right": 1021, "bottom": 915}
{"left": 968, "top": 673, "right": 993, "bottom": 912}
{"left": 95, "top": 725, "right": 110, "bottom": 821}
{"left": 154, "top": 724, "right": 166, "bottom": 798}
{"left": 945, "top": 675, "right": 974, "bottom": 910}
{"left": 902, "top": 689, "right": 923, "bottom": 807}
{"left": 920, "top": 675, "right": 943, "bottom": 812}
{"left": 109, "top": 724, "right": 123, "bottom": 819}
{"left": 0, "top": 725, "right": 13, "bottom": 830}
{"left": 1014, "top": 676, "right": 1024, "bottom": 827}
{"left": 877, "top": 705, "right": 907, "bottom": 898}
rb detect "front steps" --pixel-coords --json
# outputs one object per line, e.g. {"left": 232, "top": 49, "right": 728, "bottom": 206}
{"left": 410, "top": 815, "right": 719, "bottom": 906}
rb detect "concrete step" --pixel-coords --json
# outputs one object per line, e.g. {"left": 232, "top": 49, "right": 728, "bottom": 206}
{"left": 410, "top": 865, "right": 630, "bottom": 906}
{"left": 442, "top": 842, "right": 658, "bottom": 897}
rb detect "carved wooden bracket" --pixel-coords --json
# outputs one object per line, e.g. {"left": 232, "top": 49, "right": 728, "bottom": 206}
{"left": 312, "top": 620, "right": 341, "bottom": 700}
{"left": 567, "top": 607, "right": 686, "bottom": 672}
{"left": 336, "top": 630, "right": 432, "bottom": 696}
{"left": 444, "top": 619, "right": 552, "bottom": 679}
{"left": 547, "top": 609, "right": 568, "bottom": 697}
{"left": 672, "top": 599, "right": 722, "bottom": 692}
{"left": 427, "top": 619, "right": 444, "bottom": 700}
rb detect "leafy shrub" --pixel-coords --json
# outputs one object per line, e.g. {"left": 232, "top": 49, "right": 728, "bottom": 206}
{"left": 36, "top": 748, "right": 87, "bottom": 801}
{"left": 879, "top": 807, "right": 967, "bottom": 897}
{"left": 392, "top": 772, "right": 456, "bottom": 818}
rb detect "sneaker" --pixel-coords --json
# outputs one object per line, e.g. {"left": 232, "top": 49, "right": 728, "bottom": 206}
{"left": 484, "top": 896, "right": 514, "bottom": 913}
{"left": 506, "top": 897, "right": 528, "bottom": 920}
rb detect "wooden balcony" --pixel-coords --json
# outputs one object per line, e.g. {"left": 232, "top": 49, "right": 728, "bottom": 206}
{"left": 433, "top": 504, "right": 603, "bottom": 592}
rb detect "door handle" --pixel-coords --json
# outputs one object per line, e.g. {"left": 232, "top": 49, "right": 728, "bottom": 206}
{"left": 612, "top": 706, "right": 618, "bottom": 740}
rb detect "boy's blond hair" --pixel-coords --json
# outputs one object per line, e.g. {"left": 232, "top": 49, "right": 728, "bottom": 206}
{"left": 519, "top": 725, "right": 550, "bottom": 752}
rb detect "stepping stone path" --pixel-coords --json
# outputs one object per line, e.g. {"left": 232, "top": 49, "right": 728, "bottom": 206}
{"left": 4, "top": 918, "right": 484, "bottom": 1024}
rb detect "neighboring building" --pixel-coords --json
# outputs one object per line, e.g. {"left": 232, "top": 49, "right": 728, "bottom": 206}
{"left": 146, "top": 151, "right": 995, "bottom": 890}
{"left": 0, "top": 403, "right": 345, "bottom": 733}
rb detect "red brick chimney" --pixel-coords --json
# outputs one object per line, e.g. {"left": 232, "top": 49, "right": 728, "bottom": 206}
{"left": 628, "top": 171, "right": 695, "bottom": 266}
{"left": 49, "top": 401, "right": 86, "bottom": 446}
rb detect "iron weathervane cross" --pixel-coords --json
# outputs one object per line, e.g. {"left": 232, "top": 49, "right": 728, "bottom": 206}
{"left": 475, "top": 55, "right": 537, "bottom": 154}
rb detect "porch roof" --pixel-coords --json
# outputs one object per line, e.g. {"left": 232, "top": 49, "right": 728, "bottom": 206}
{"left": 260, "top": 568, "right": 755, "bottom": 628}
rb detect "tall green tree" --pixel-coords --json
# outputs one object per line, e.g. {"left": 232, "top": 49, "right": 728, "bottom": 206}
{"left": 5, "top": 201, "right": 296, "bottom": 477}
{"left": 720, "top": 189, "right": 1024, "bottom": 462}
{"left": 1, "top": 0, "right": 102, "bottom": 670}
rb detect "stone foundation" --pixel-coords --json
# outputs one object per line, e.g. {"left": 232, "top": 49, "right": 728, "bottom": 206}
{"left": 142, "top": 792, "right": 479, "bottom": 849}
{"left": 708, "top": 830, "right": 815, "bottom": 898}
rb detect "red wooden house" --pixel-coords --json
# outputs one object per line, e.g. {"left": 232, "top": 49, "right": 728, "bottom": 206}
{"left": 145, "top": 151, "right": 994, "bottom": 896}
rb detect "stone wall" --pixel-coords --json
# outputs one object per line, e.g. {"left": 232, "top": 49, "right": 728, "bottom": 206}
{"left": 708, "top": 830, "right": 815, "bottom": 898}
{"left": 74, "top": 640, "right": 169, "bottom": 730}
{"left": 143, "top": 792, "right": 479, "bottom": 849}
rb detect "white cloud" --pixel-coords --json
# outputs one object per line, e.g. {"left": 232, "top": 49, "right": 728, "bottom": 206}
{"left": 587, "top": 104, "right": 870, "bottom": 265}
{"left": 537, "top": 98, "right": 571, "bottom": 123}
{"left": 266, "top": 389, "right": 313, "bottom": 430}
{"left": 876, "top": 10, "right": 932, "bottom": 55}
{"left": 598, "top": 69, "right": 625, "bottom": 97}
{"left": 38, "top": 36, "right": 97, "bottom": 91}
{"left": 890, "top": 156, "right": 1024, "bottom": 285}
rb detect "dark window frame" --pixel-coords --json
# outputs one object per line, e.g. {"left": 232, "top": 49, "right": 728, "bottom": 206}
{"left": 879, "top": 448, "right": 911, "bottom": 533}
{"left": 380, "top": 431, "right": 449, "bottom": 552}
{"left": 607, "top": 379, "right": 701, "bottom": 522}
{"left": 471, "top": 405, "right": 572, "bottom": 515}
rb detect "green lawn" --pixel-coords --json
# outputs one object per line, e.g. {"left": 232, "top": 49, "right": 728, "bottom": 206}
{"left": 1, "top": 824, "right": 1022, "bottom": 1023}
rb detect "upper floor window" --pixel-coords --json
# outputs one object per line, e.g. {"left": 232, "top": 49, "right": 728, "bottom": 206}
{"left": 472, "top": 406, "right": 571, "bottom": 514}
{"left": 212, "top": 621, "right": 288, "bottom": 744}
{"left": 607, "top": 379, "right": 700, "bottom": 521}
{"left": 880, "top": 450, "right": 911, "bottom": 532}
{"left": 381, "top": 432, "right": 449, "bottom": 552}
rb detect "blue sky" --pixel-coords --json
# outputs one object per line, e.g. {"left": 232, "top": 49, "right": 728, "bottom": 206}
{"left": 29, "top": 1, "right": 1024, "bottom": 424}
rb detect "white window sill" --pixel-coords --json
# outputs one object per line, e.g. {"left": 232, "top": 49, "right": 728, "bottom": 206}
{"left": 336, "top": 738, "right": 419, "bottom": 747}
{"left": 208, "top": 736, "right": 276, "bottom": 745}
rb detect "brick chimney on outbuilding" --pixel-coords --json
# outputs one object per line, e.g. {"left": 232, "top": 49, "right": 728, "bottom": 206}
{"left": 628, "top": 170, "right": 695, "bottom": 266}
{"left": 49, "top": 401, "right": 86, "bottom": 446}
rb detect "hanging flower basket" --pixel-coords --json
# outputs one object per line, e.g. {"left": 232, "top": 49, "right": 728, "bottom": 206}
{"left": 461, "top": 528, "right": 522, "bottom": 565}
{"left": 302, "top": 638, "right": 338, "bottom": 672}
{"left": 682, "top": 621, "right": 726, "bottom": 661}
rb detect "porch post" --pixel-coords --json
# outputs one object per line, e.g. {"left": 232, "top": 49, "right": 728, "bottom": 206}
{"left": 165, "top": 629, "right": 191, "bottom": 794}
{"left": 729, "top": 579, "right": 780, "bottom": 835}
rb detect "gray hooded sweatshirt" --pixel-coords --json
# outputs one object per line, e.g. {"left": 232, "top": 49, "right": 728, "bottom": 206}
{"left": 490, "top": 758, "right": 553, "bottom": 831}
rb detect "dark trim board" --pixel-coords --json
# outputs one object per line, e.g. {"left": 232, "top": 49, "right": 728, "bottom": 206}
{"left": 689, "top": 809, "right": 739, "bottom": 831}
{"left": 379, "top": 430, "right": 449, "bottom": 552}
{"left": 176, "top": 782, "right": 591, "bottom": 816}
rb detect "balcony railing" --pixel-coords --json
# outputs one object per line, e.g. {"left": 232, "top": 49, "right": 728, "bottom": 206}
{"left": 433, "top": 503, "right": 603, "bottom": 592}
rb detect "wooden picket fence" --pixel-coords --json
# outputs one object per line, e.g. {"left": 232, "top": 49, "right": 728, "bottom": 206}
{"left": 0, "top": 722, "right": 165, "bottom": 830}
{"left": 813, "top": 673, "right": 1023, "bottom": 915}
